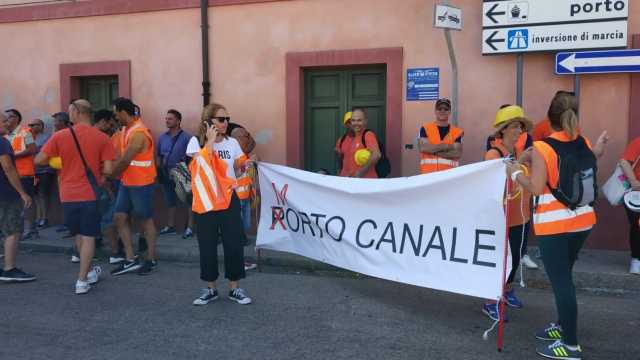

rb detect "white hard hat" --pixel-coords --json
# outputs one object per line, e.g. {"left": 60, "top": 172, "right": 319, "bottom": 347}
{"left": 624, "top": 191, "right": 640, "bottom": 212}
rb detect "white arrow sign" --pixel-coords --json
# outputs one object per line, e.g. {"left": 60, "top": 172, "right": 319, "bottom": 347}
{"left": 556, "top": 50, "right": 640, "bottom": 74}
{"left": 558, "top": 54, "right": 640, "bottom": 73}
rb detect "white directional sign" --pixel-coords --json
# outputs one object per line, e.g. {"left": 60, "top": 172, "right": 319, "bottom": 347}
{"left": 482, "top": 0, "right": 629, "bottom": 55}
{"left": 556, "top": 49, "right": 640, "bottom": 74}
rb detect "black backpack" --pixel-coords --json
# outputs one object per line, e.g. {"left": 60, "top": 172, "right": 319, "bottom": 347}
{"left": 542, "top": 136, "right": 597, "bottom": 210}
{"left": 338, "top": 129, "right": 391, "bottom": 178}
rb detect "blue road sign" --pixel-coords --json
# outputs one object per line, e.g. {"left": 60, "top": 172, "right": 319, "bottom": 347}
{"left": 407, "top": 68, "right": 439, "bottom": 101}
{"left": 556, "top": 49, "right": 640, "bottom": 75}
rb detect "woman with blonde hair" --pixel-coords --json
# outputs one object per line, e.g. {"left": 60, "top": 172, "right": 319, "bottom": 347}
{"left": 507, "top": 94, "right": 607, "bottom": 360}
{"left": 185, "top": 103, "right": 254, "bottom": 305}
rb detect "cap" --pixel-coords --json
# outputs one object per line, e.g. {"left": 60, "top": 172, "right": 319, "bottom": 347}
{"left": 343, "top": 111, "right": 353, "bottom": 126}
{"left": 435, "top": 98, "right": 452, "bottom": 109}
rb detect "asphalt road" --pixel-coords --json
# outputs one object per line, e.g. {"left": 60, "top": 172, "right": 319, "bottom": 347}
{"left": 1, "top": 252, "right": 638, "bottom": 360}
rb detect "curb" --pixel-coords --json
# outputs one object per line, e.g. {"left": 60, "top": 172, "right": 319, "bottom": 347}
{"left": 18, "top": 240, "right": 639, "bottom": 293}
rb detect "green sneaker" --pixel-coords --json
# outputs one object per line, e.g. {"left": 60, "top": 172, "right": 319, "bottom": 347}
{"left": 537, "top": 340, "right": 582, "bottom": 360}
{"left": 536, "top": 323, "right": 563, "bottom": 341}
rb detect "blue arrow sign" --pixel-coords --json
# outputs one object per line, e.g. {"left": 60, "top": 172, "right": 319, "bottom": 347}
{"left": 556, "top": 49, "right": 640, "bottom": 75}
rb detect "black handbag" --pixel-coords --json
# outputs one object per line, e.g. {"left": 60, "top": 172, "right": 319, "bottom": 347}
{"left": 68, "top": 126, "right": 109, "bottom": 214}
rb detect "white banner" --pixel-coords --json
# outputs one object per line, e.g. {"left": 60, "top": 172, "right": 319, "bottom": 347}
{"left": 256, "top": 160, "right": 509, "bottom": 300}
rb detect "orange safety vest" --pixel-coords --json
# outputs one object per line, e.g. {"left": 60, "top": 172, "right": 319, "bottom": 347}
{"left": 120, "top": 119, "right": 156, "bottom": 186}
{"left": 235, "top": 172, "right": 252, "bottom": 200}
{"left": 110, "top": 130, "right": 123, "bottom": 180}
{"left": 485, "top": 143, "right": 531, "bottom": 227}
{"left": 9, "top": 126, "right": 35, "bottom": 177}
{"left": 189, "top": 148, "right": 234, "bottom": 214}
{"left": 532, "top": 132, "right": 596, "bottom": 236}
{"left": 490, "top": 133, "right": 529, "bottom": 155}
{"left": 420, "top": 121, "right": 463, "bottom": 174}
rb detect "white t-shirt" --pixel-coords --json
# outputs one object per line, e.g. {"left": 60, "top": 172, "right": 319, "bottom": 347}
{"left": 186, "top": 136, "right": 244, "bottom": 180}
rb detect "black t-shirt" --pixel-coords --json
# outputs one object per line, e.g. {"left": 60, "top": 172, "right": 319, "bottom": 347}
{"left": 0, "top": 137, "right": 20, "bottom": 202}
{"left": 419, "top": 125, "right": 463, "bottom": 143}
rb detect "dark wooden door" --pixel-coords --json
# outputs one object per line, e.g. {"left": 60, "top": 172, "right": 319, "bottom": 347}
{"left": 79, "top": 76, "right": 119, "bottom": 111}
{"left": 304, "top": 67, "right": 386, "bottom": 174}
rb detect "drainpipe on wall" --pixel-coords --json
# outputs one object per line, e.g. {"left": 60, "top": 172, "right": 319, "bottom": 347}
{"left": 200, "top": 0, "right": 211, "bottom": 106}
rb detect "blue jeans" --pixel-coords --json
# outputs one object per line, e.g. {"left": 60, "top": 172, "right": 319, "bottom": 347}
{"left": 239, "top": 199, "right": 251, "bottom": 231}
{"left": 161, "top": 179, "right": 178, "bottom": 208}
{"left": 114, "top": 184, "right": 155, "bottom": 220}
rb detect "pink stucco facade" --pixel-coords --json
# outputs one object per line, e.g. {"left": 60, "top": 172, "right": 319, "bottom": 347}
{"left": 1, "top": 0, "right": 639, "bottom": 250}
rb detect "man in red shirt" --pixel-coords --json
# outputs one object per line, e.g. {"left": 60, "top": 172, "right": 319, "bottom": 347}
{"left": 35, "top": 99, "right": 115, "bottom": 295}
{"left": 335, "top": 108, "right": 381, "bottom": 178}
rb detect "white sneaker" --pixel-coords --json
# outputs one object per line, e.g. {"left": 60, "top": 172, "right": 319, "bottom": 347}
{"left": 75, "top": 280, "right": 91, "bottom": 295}
{"left": 109, "top": 256, "right": 125, "bottom": 264}
{"left": 521, "top": 254, "right": 539, "bottom": 269}
{"left": 630, "top": 258, "right": 640, "bottom": 275}
{"left": 87, "top": 266, "right": 102, "bottom": 284}
{"left": 71, "top": 255, "right": 80, "bottom": 263}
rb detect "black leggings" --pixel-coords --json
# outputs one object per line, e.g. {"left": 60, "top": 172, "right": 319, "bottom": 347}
{"left": 624, "top": 205, "right": 640, "bottom": 260}
{"left": 507, "top": 222, "right": 530, "bottom": 285}
{"left": 537, "top": 230, "right": 590, "bottom": 346}
{"left": 195, "top": 194, "right": 246, "bottom": 282}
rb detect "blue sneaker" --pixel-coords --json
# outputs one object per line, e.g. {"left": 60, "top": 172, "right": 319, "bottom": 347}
{"left": 536, "top": 323, "right": 564, "bottom": 341}
{"left": 536, "top": 340, "right": 582, "bottom": 360}
{"left": 505, "top": 289, "right": 523, "bottom": 308}
{"left": 482, "top": 302, "right": 508, "bottom": 322}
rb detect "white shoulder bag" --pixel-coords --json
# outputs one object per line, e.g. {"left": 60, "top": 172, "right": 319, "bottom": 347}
{"left": 602, "top": 156, "right": 640, "bottom": 206}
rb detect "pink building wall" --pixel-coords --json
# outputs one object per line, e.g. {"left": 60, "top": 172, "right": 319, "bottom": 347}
{"left": 1, "top": 0, "right": 638, "bottom": 249}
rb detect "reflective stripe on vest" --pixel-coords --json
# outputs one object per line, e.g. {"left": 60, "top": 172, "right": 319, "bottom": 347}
{"left": 419, "top": 122, "right": 463, "bottom": 174}
{"left": 130, "top": 160, "right": 153, "bottom": 167}
{"left": 419, "top": 158, "right": 459, "bottom": 167}
{"left": 193, "top": 155, "right": 218, "bottom": 212}
{"left": 120, "top": 120, "right": 156, "bottom": 186}
{"left": 10, "top": 128, "right": 35, "bottom": 177}
{"left": 533, "top": 192, "right": 595, "bottom": 235}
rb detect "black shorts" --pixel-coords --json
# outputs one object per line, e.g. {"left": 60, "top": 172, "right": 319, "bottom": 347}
{"left": 20, "top": 177, "right": 35, "bottom": 197}
{"left": 63, "top": 201, "right": 100, "bottom": 237}
{"left": 35, "top": 172, "right": 55, "bottom": 196}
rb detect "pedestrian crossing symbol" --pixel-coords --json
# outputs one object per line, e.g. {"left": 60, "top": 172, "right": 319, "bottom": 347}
{"left": 508, "top": 29, "right": 529, "bottom": 50}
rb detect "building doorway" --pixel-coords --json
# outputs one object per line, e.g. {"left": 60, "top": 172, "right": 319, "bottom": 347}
{"left": 303, "top": 66, "right": 386, "bottom": 175}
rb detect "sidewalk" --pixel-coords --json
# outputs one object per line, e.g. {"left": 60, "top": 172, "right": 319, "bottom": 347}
{"left": 18, "top": 226, "right": 640, "bottom": 292}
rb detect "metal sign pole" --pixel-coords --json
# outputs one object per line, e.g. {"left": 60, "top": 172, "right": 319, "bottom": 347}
{"left": 444, "top": 30, "right": 459, "bottom": 126}
{"left": 574, "top": 74, "right": 581, "bottom": 115}
{"left": 442, "top": 0, "right": 459, "bottom": 126}
{"left": 516, "top": 54, "right": 524, "bottom": 106}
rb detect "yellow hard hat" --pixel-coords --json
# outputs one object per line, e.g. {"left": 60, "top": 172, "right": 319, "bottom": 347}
{"left": 343, "top": 111, "right": 353, "bottom": 126}
{"left": 354, "top": 148, "right": 371, "bottom": 166}
{"left": 49, "top": 156, "right": 62, "bottom": 170}
{"left": 494, "top": 105, "right": 532, "bottom": 133}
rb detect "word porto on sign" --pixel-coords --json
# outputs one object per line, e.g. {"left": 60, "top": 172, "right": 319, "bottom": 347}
{"left": 556, "top": 49, "right": 640, "bottom": 75}
{"left": 256, "top": 161, "right": 509, "bottom": 300}
{"left": 482, "top": 0, "right": 628, "bottom": 55}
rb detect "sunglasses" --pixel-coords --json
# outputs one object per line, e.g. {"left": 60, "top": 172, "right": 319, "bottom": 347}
{"left": 211, "top": 116, "right": 230, "bottom": 122}
{"left": 28, "top": 124, "right": 42, "bottom": 127}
